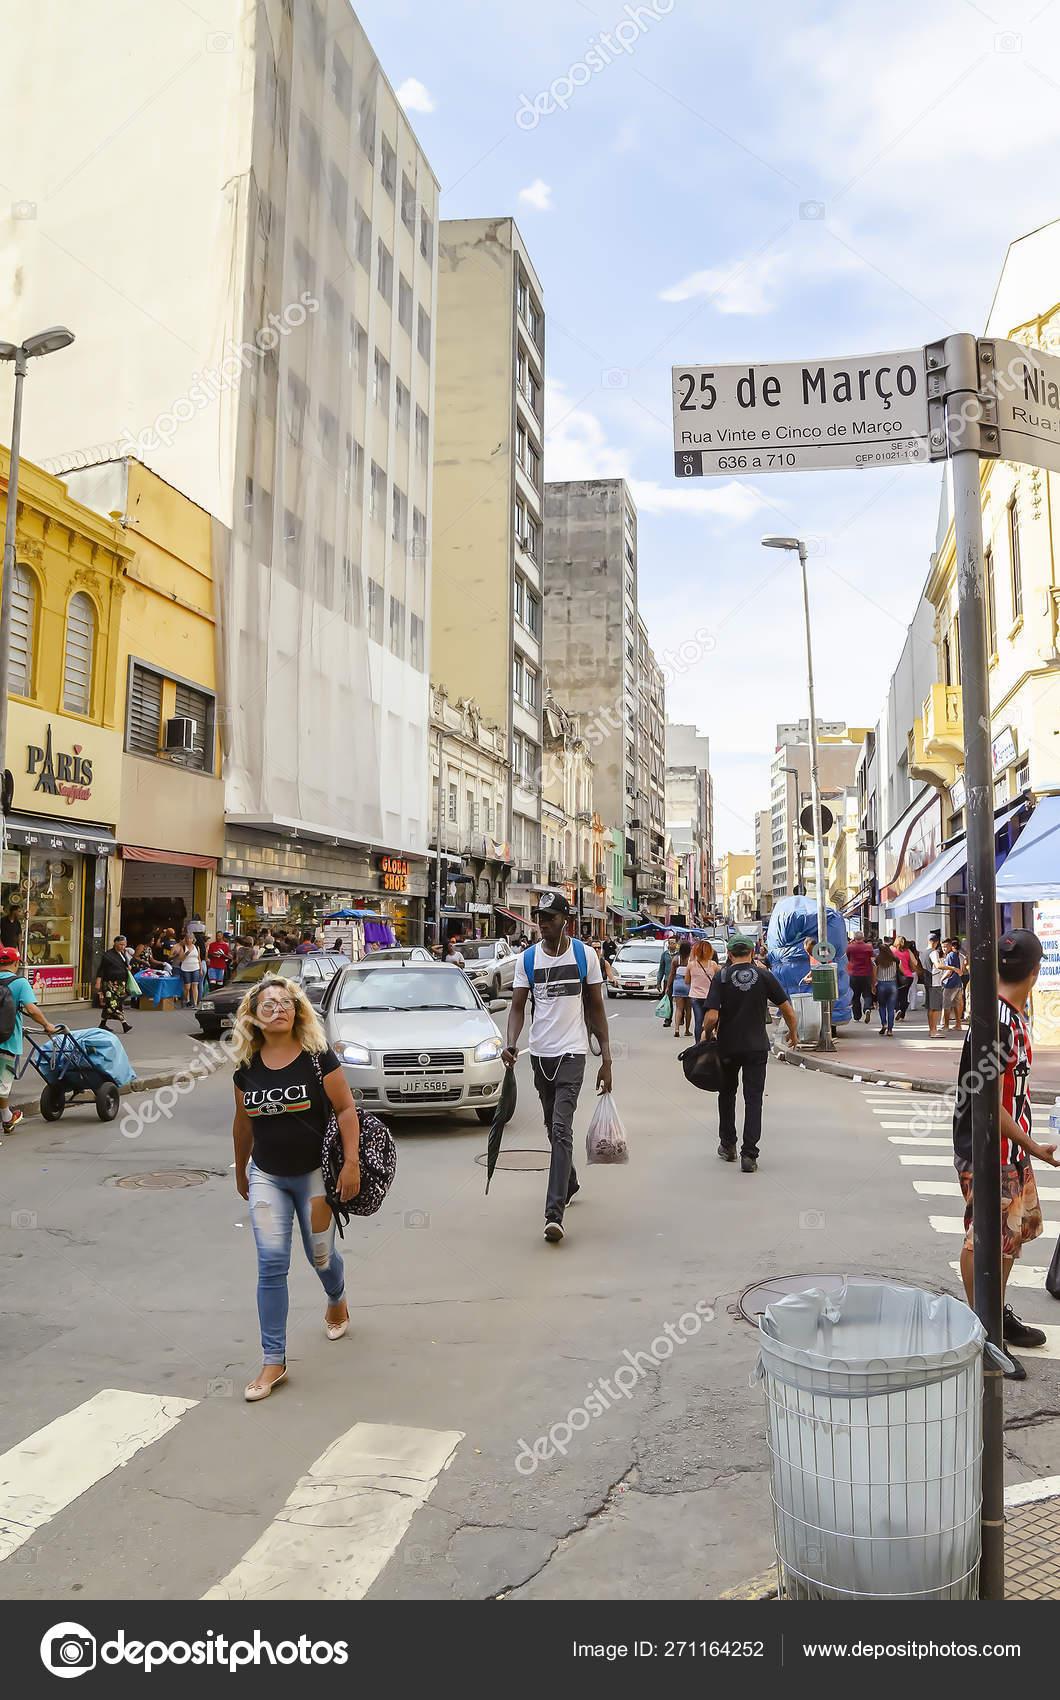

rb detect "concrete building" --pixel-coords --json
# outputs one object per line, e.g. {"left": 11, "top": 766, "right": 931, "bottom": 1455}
{"left": 431, "top": 216, "right": 545, "bottom": 925}
{"left": 3, "top": 1, "right": 438, "bottom": 940}
{"left": 716, "top": 852, "right": 755, "bottom": 922}
{"left": 543, "top": 479, "right": 658, "bottom": 926}
{"left": 539, "top": 689, "right": 604, "bottom": 935}
{"left": 664, "top": 723, "right": 712, "bottom": 923}
{"left": 754, "top": 808, "right": 772, "bottom": 915}
{"left": 427, "top": 686, "right": 511, "bottom": 945}
{"left": 769, "top": 721, "right": 867, "bottom": 902}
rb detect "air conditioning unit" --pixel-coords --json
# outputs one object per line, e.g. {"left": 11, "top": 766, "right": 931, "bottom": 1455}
{"left": 165, "top": 716, "right": 197, "bottom": 752}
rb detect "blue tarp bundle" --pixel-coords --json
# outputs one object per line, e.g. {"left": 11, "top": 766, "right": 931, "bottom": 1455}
{"left": 765, "top": 896, "right": 852, "bottom": 1024}
{"left": 36, "top": 1028, "right": 137, "bottom": 1087}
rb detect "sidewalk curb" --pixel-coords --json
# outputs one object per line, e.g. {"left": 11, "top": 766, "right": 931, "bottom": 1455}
{"left": 773, "top": 1043, "right": 1056, "bottom": 1106}
{"left": 718, "top": 1566, "right": 779, "bottom": 1601}
{"left": 9, "top": 1064, "right": 216, "bottom": 1128}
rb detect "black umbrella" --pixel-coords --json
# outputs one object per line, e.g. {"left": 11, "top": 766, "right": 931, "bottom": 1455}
{"left": 484, "top": 1066, "right": 518, "bottom": 1193}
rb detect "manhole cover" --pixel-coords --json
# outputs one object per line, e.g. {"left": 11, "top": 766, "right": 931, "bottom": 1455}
{"left": 474, "top": 1149, "right": 550, "bottom": 1171}
{"left": 738, "top": 1272, "right": 893, "bottom": 1324}
{"left": 112, "top": 1170, "right": 211, "bottom": 1190}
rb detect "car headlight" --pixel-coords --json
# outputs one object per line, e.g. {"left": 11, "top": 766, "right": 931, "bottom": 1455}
{"left": 199, "top": 1001, "right": 214, "bottom": 1011}
{"left": 474, "top": 1037, "right": 502, "bottom": 1062}
{"left": 341, "top": 1042, "right": 372, "bottom": 1066}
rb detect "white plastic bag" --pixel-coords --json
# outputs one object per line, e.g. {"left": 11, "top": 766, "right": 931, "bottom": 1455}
{"left": 586, "top": 1092, "right": 629, "bottom": 1165}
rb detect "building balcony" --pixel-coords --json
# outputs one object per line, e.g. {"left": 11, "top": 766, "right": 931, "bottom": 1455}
{"left": 908, "top": 712, "right": 958, "bottom": 791}
{"left": 922, "top": 683, "right": 964, "bottom": 766}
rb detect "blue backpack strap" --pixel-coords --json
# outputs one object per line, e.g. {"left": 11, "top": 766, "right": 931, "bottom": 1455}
{"left": 522, "top": 944, "right": 536, "bottom": 1012}
{"left": 571, "top": 937, "right": 588, "bottom": 980}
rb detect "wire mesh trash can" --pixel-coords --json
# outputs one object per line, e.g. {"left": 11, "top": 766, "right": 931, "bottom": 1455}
{"left": 754, "top": 1280, "right": 1005, "bottom": 1601}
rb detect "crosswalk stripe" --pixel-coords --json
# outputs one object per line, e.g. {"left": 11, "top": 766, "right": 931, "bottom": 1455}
{"left": 913, "top": 1180, "right": 963, "bottom": 1197}
{"left": 931, "top": 1214, "right": 1060, "bottom": 1235}
{"left": 203, "top": 1422, "right": 463, "bottom": 1601}
{"left": 948, "top": 1261, "right": 1051, "bottom": 1290}
{"left": 888, "top": 1136, "right": 952, "bottom": 1146}
{"left": 0, "top": 1389, "right": 197, "bottom": 1565}
{"left": 878, "top": 1120, "right": 938, "bottom": 1129}
{"left": 899, "top": 1154, "right": 956, "bottom": 1166}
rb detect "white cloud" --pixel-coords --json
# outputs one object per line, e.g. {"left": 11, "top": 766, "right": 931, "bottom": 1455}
{"left": 519, "top": 178, "right": 552, "bottom": 211}
{"left": 544, "top": 382, "right": 631, "bottom": 482}
{"left": 396, "top": 78, "right": 435, "bottom": 113}
{"left": 628, "top": 479, "right": 767, "bottom": 523}
{"left": 658, "top": 227, "right": 865, "bottom": 317}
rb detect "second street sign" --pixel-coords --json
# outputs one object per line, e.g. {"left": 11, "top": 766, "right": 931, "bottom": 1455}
{"left": 672, "top": 349, "right": 931, "bottom": 476}
{"left": 982, "top": 337, "right": 1060, "bottom": 478}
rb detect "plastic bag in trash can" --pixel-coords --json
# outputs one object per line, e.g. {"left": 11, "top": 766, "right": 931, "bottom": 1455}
{"left": 753, "top": 1279, "right": 1010, "bottom": 1601}
{"left": 585, "top": 1092, "right": 629, "bottom": 1165}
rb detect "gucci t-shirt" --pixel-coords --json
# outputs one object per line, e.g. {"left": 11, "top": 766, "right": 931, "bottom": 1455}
{"left": 704, "top": 963, "right": 788, "bottom": 1056}
{"left": 233, "top": 1047, "right": 341, "bottom": 1176}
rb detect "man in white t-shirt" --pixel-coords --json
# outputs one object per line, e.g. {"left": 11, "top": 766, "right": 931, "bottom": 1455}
{"left": 504, "top": 890, "right": 612, "bottom": 1244}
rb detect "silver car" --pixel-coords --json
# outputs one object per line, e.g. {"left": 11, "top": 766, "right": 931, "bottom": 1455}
{"left": 609, "top": 940, "right": 668, "bottom": 997}
{"left": 457, "top": 936, "right": 519, "bottom": 1000}
{"left": 320, "top": 962, "right": 506, "bottom": 1121}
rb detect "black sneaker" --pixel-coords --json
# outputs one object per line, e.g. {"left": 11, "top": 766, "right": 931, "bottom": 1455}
{"left": 1003, "top": 1305, "right": 1047, "bottom": 1349}
{"left": 543, "top": 1220, "right": 564, "bottom": 1243}
{"left": 741, "top": 1154, "right": 758, "bottom": 1173}
{"left": 565, "top": 1183, "right": 580, "bottom": 1206}
{"left": 717, "top": 1143, "right": 736, "bottom": 1162}
{"left": 1003, "top": 1351, "right": 1027, "bottom": 1381}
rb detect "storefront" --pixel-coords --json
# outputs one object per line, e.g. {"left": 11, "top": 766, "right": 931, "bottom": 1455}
{"left": 117, "top": 847, "right": 218, "bottom": 943}
{"left": 220, "top": 829, "right": 427, "bottom": 944}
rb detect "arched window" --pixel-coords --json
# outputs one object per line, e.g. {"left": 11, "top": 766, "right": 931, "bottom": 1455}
{"left": 63, "top": 592, "right": 96, "bottom": 715}
{"left": 10, "top": 565, "right": 37, "bottom": 697}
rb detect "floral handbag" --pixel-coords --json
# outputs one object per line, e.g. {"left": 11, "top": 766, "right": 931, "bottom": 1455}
{"left": 311, "top": 1053, "right": 397, "bottom": 1232}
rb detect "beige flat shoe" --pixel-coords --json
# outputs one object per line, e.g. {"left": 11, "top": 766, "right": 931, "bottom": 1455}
{"left": 244, "top": 1367, "right": 286, "bottom": 1402}
{"left": 325, "top": 1311, "right": 349, "bottom": 1341}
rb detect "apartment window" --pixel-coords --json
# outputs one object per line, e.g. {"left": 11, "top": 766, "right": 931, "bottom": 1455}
{"left": 415, "top": 405, "right": 429, "bottom": 463}
{"left": 466, "top": 790, "right": 476, "bottom": 835}
{"left": 353, "top": 202, "right": 371, "bottom": 270}
{"left": 370, "top": 461, "right": 386, "bottom": 522}
{"left": 401, "top": 173, "right": 416, "bottom": 231}
{"left": 523, "top": 666, "right": 538, "bottom": 710}
{"left": 331, "top": 44, "right": 352, "bottom": 115}
{"left": 448, "top": 782, "right": 458, "bottom": 822}
{"left": 420, "top": 207, "right": 433, "bottom": 260}
{"left": 126, "top": 663, "right": 163, "bottom": 756}
{"left": 625, "top": 639, "right": 635, "bottom": 664}
{"left": 367, "top": 577, "right": 384, "bottom": 642}
{"left": 513, "top": 654, "right": 523, "bottom": 699}
{"left": 482, "top": 795, "right": 491, "bottom": 834}
{"left": 951, "top": 616, "right": 961, "bottom": 684}
{"left": 525, "top": 589, "right": 541, "bottom": 638}
{"left": 10, "top": 564, "right": 36, "bottom": 696}
{"left": 389, "top": 595, "right": 405, "bottom": 658}
{"left": 377, "top": 239, "right": 393, "bottom": 303}
{"left": 416, "top": 305, "right": 432, "bottom": 363}
{"left": 1008, "top": 497, "right": 1023, "bottom": 624}
{"left": 373, "top": 349, "right": 390, "bottom": 408}
{"left": 292, "top": 239, "right": 314, "bottom": 300}
{"left": 380, "top": 135, "right": 396, "bottom": 198}
{"left": 358, "top": 94, "right": 375, "bottom": 161}
{"left": 397, "top": 274, "right": 413, "bottom": 335}
{"left": 942, "top": 633, "right": 952, "bottom": 687}
{"left": 315, "top": 538, "right": 335, "bottom": 606}
{"left": 392, "top": 485, "right": 407, "bottom": 543}
{"left": 323, "top": 281, "right": 342, "bottom": 331}
{"left": 625, "top": 603, "right": 634, "bottom": 628}
{"left": 350, "top": 316, "right": 368, "bottom": 386}
{"left": 328, "top": 163, "right": 347, "bottom": 238}
{"left": 513, "top": 577, "right": 524, "bottom": 623}
{"left": 395, "top": 378, "right": 410, "bottom": 434}
{"left": 512, "top": 732, "right": 523, "bottom": 776}
{"left": 626, "top": 574, "right": 634, "bottom": 601}
{"left": 411, "top": 506, "right": 427, "bottom": 557}
{"left": 297, "top": 114, "right": 321, "bottom": 183}
{"left": 625, "top": 540, "right": 635, "bottom": 569}
{"left": 409, "top": 612, "right": 424, "bottom": 670}
{"left": 283, "top": 509, "right": 302, "bottom": 576}
{"left": 317, "top": 404, "right": 338, "bottom": 467}
{"left": 343, "top": 557, "right": 362, "bottom": 625}
{"left": 524, "top": 513, "right": 538, "bottom": 560}
{"left": 526, "top": 439, "right": 539, "bottom": 487}
{"left": 344, "top": 433, "right": 364, "bottom": 500}
{"left": 517, "top": 277, "right": 529, "bottom": 321}
{"left": 62, "top": 593, "right": 96, "bottom": 714}
{"left": 985, "top": 544, "right": 997, "bottom": 656}
{"left": 286, "top": 373, "right": 308, "bottom": 446}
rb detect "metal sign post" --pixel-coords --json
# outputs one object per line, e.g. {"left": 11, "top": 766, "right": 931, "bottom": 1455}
{"left": 671, "top": 332, "right": 1019, "bottom": 1597}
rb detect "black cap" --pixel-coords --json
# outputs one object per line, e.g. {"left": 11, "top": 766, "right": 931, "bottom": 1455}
{"left": 534, "top": 889, "right": 572, "bottom": 918}
{"left": 998, "top": 928, "right": 1043, "bottom": 980}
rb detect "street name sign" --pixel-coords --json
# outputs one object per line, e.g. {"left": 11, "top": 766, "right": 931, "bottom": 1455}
{"left": 982, "top": 337, "right": 1060, "bottom": 478}
{"left": 672, "top": 349, "right": 931, "bottom": 475}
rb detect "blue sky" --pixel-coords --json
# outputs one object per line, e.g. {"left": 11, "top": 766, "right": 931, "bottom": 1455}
{"left": 360, "top": 0, "right": 1060, "bottom": 852}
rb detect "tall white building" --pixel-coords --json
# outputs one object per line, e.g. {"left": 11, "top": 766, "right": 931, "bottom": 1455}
{"left": 2, "top": 1, "right": 439, "bottom": 938}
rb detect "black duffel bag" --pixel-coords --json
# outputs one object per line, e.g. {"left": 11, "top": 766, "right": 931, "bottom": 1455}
{"left": 678, "top": 1037, "right": 725, "bottom": 1092}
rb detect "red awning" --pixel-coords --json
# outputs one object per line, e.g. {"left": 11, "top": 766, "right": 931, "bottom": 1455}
{"left": 121, "top": 845, "right": 218, "bottom": 870}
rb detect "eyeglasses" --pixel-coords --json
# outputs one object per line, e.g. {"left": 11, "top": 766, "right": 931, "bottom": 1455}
{"left": 257, "top": 997, "right": 295, "bottom": 1014}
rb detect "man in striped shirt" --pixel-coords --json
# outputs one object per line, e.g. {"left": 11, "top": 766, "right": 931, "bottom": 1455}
{"left": 952, "top": 929, "right": 1059, "bottom": 1379}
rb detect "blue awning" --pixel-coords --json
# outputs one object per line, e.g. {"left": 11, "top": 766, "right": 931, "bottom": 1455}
{"left": 995, "top": 793, "right": 1060, "bottom": 902}
{"left": 888, "top": 802, "right": 1024, "bottom": 916}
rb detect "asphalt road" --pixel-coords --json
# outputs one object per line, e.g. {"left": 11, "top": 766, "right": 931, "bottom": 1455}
{"left": 2, "top": 995, "right": 1058, "bottom": 1601}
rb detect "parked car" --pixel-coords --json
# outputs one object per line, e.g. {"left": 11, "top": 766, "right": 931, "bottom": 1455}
{"left": 194, "top": 952, "right": 348, "bottom": 1039}
{"left": 359, "top": 946, "right": 435, "bottom": 962}
{"left": 456, "top": 936, "right": 519, "bottom": 999}
{"left": 320, "top": 962, "right": 506, "bottom": 1121}
{"left": 608, "top": 940, "right": 668, "bottom": 997}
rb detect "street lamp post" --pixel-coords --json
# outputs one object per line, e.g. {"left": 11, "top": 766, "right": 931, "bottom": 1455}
{"left": 0, "top": 328, "right": 76, "bottom": 839}
{"left": 762, "top": 535, "right": 835, "bottom": 1052}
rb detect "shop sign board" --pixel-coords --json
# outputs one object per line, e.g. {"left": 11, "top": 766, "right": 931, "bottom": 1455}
{"left": 379, "top": 855, "right": 410, "bottom": 893}
{"left": 1035, "top": 901, "right": 1060, "bottom": 991}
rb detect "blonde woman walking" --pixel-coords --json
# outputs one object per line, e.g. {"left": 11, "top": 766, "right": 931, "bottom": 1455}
{"left": 232, "top": 975, "right": 361, "bottom": 1402}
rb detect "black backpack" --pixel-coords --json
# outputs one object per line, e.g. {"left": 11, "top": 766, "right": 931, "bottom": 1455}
{"left": 0, "top": 974, "right": 19, "bottom": 1043}
{"left": 677, "top": 1035, "right": 724, "bottom": 1092}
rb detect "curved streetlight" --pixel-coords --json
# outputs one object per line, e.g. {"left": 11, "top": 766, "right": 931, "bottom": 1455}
{"left": 0, "top": 328, "right": 76, "bottom": 828}
{"left": 761, "top": 533, "right": 835, "bottom": 1050}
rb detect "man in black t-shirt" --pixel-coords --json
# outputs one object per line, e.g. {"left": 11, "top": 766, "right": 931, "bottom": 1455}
{"left": 703, "top": 936, "right": 797, "bottom": 1172}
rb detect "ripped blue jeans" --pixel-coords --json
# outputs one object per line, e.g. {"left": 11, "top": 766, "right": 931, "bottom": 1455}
{"left": 247, "top": 1161, "right": 345, "bottom": 1364}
